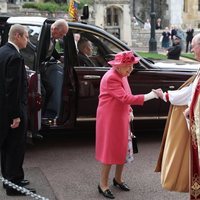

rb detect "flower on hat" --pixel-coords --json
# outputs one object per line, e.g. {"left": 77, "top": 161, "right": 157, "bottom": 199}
{"left": 121, "top": 52, "right": 135, "bottom": 64}
{"left": 108, "top": 50, "right": 140, "bottom": 67}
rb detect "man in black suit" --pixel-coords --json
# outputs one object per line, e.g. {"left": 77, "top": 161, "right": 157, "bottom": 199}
{"left": 0, "top": 24, "right": 36, "bottom": 196}
{"left": 40, "top": 19, "right": 69, "bottom": 116}
{"left": 77, "top": 37, "right": 96, "bottom": 67}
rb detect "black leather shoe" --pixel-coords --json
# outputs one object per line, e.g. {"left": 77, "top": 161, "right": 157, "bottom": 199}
{"left": 6, "top": 187, "right": 36, "bottom": 196}
{"left": 3, "top": 179, "right": 30, "bottom": 189}
{"left": 18, "top": 179, "right": 30, "bottom": 186}
{"left": 98, "top": 185, "right": 115, "bottom": 199}
{"left": 113, "top": 178, "right": 130, "bottom": 191}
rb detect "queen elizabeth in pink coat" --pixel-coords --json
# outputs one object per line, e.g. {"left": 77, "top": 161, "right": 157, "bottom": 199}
{"left": 95, "top": 51, "right": 159, "bottom": 199}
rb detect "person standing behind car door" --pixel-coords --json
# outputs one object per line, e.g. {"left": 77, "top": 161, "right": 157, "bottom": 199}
{"left": 0, "top": 24, "right": 36, "bottom": 196}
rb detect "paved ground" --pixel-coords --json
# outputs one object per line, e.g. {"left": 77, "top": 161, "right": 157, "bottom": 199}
{"left": 0, "top": 130, "right": 188, "bottom": 200}
{"left": 0, "top": 167, "right": 57, "bottom": 200}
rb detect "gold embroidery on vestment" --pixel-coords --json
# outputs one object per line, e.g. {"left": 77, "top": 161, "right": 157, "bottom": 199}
{"left": 191, "top": 174, "right": 200, "bottom": 199}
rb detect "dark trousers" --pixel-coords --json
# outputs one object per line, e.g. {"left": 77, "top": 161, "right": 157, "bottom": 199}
{"left": 186, "top": 39, "right": 192, "bottom": 53}
{"left": 1, "top": 106, "right": 27, "bottom": 183}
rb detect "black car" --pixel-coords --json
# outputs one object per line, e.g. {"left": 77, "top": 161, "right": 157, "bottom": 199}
{"left": 0, "top": 16, "right": 198, "bottom": 136}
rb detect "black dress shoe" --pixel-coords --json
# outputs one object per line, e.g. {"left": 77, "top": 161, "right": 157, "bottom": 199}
{"left": 98, "top": 185, "right": 115, "bottom": 199}
{"left": 6, "top": 187, "right": 36, "bottom": 196}
{"left": 18, "top": 179, "right": 30, "bottom": 186}
{"left": 113, "top": 178, "right": 130, "bottom": 191}
{"left": 3, "top": 179, "right": 30, "bottom": 189}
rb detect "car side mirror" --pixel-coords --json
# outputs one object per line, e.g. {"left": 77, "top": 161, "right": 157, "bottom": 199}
{"left": 81, "top": 5, "right": 89, "bottom": 20}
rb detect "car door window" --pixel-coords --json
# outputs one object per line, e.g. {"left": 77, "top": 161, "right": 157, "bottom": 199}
{"left": 72, "top": 31, "right": 124, "bottom": 67}
{"left": 20, "top": 25, "right": 42, "bottom": 70}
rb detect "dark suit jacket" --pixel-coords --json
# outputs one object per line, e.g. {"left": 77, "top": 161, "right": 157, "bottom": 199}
{"left": 0, "top": 43, "right": 28, "bottom": 141}
{"left": 39, "top": 24, "right": 60, "bottom": 63}
{"left": 167, "top": 43, "right": 182, "bottom": 60}
{"left": 186, "top": 29, "right": 194, "bottom": 42}
{"left": 171, "top": 29, "right": 177, "bottom": 40}
{"left": 78, "top": 52, "right": 95, "bottom": 67}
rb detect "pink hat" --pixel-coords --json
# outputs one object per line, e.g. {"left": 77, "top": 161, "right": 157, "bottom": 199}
{"left": 108, "top": 51, "right": 140, "bottom": 67}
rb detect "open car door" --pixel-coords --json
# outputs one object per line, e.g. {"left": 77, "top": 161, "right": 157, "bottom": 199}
{"left": 56, "top": 30, "right": 79, "bottom": 128}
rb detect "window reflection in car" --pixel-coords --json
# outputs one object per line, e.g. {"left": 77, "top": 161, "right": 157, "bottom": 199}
{"left": 71, "top": 31, "right": 124, "bottom": 67}
{"left": 20, "top": 25, "right": 42, "bottom": 70}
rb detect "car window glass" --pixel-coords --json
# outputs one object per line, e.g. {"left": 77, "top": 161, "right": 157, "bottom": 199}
{"left": 72, "top": 31, "right": 123, "bottom": 67}
{"left": 20, "top": 25, "right": 42, "bottom": 70}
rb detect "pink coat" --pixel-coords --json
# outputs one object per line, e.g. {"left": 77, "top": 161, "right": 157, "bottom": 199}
{"left": 95, "top": 68, "right": 144, "bottom": 164}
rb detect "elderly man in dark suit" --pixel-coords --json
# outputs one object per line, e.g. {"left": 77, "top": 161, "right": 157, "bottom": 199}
{"left": 77, "top": 37, "right": 96, "bottom": 67}
{"left": 39, "top": 19, "right": 69, "bottom": 116}
{"left": 0, "top": 24, "right": 36, "bottom": 196}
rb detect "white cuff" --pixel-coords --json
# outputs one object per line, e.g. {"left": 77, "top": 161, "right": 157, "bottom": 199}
{"left": 163, "top": 92, "right": 169, "bottom": 102}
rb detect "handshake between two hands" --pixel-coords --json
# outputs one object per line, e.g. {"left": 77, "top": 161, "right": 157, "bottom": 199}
{"left": 144, "top": 88, "right": 165, "bottom": 102}
{"left": 151, "top": 89, "right": 189, "bottom": 120}
{"left": 152, "top": 88, "right": 164, "bottom": 99}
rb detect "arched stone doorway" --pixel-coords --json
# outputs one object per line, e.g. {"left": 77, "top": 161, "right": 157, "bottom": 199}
{"left": 94, "top": 1, "right": 132, "bottom": 46}
{"left": 104, "top": 6, "right": 122, "bottom": 39}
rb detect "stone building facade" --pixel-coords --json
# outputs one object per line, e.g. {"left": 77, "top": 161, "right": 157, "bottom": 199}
{"left": 93, "top": 0, "right": 200, "bottom": 46}
{"left": 183, "top": 0, "right": 200, "bottom": 28}
{"left": 0, "top": 0, "right": 7, "bottom": 13}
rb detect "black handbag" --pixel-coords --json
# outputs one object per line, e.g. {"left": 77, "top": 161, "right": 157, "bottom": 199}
{"left": 131, "top": 134, "right": 138, "bottom": 154}
{"left": 130, "top": 121, "right": 138, "bottom": 154}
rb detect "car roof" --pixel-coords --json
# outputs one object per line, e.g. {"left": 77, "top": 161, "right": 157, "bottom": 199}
{"left": 69, "top": 22, "right": 129, "bottom": 50}
{"left": 5, "top": 16, "right": 129, "bottom": 49}
{"left": 7, "top": 16, "right": 47, "bottom": 26}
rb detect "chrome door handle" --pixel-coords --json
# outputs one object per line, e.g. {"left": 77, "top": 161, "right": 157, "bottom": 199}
{"left": 83, "top": 75, "right": 101, "bottom": 79}
{"left": 169, "top": 85, "right": 175, "bottom": 89}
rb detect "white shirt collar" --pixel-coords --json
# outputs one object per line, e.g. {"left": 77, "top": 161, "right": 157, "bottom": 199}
{"left": 8, "top": 41, "right": 20, "bottom": 53}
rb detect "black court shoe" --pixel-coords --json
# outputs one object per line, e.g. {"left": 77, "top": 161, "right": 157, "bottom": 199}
{"left": 113, "top": 178, "right": 130, "bottom": 191}
{"left": 98, "top": 185, "right": 115, "bottom": 199}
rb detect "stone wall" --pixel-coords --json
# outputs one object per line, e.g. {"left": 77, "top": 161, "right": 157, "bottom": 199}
{"left": 131, "top": 28, "right": 164, "bottom": 50}
{"left": 0, "top": 1, "right": 7, "bottom": 13}
{"left": 131, "top": 27, "right": 200, "bottom": 51}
